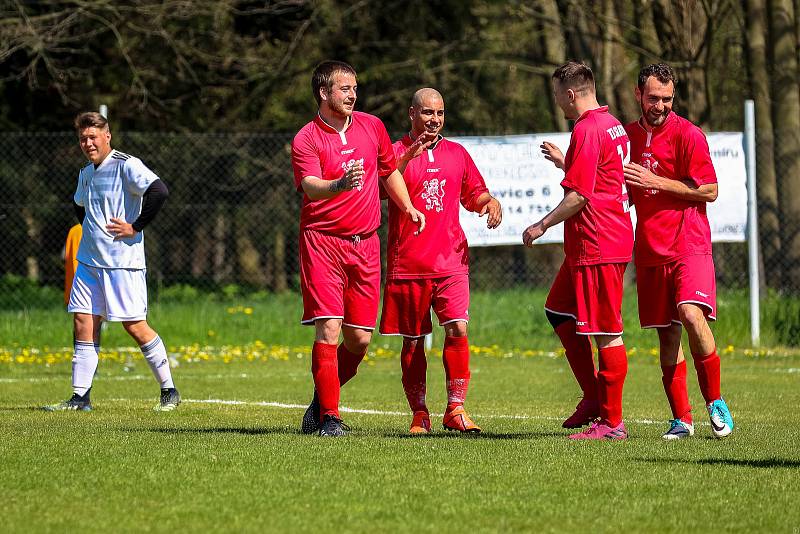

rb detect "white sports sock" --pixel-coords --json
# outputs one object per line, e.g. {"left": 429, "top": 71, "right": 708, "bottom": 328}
{"left": 140, "top": 335, "right": 174, "bottom": 389}
{"left": 72, "top": 340, "right": 99, "bottom": 397}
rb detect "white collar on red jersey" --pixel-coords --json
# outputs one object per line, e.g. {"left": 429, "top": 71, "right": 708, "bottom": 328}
{"left": 316, "top": 113, "right": 353, "bottom": 145}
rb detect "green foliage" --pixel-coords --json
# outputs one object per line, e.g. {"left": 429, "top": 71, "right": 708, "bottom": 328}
{"left": 762, "top": 289, "right": 800, "bottom": 346}
{"left": 0, "top": 274, "right": 61, "bottom": 310}
{"left": 0, "top": 287, "right": 789, "bottom": 349}
{"left": 0, "top": 1, "right": 748, "bottom": 133}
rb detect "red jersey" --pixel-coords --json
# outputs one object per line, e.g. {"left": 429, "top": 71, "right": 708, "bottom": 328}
{"left": 561, "top": 106, "right": 633, "bottom": 266}
{"left": 386, "top": 136, "right": 489, "bottom": 279}
{"left": 291, "top": 111, "right": 396, "bottom": 236}
{"left": 624, "top": 112, "right": 717, "bottom": 266}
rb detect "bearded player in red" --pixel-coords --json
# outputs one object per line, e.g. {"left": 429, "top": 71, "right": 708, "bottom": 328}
{"left": 529, "top": 61, "right": 634, "bottom": 440}
{"left": 291, "top": 60, "right": 425, "bottom": 437}
{"left": 380, "top": 88, "right": 502, "bottom": 434}
{"left": 624, "top": 63, "right": 734, "bottom": 440}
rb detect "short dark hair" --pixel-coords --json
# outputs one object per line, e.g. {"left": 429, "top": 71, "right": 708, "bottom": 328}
{"left": 74, "top": 112, "right": 108, "bottom": 132}
{"left": 552, "top": 61, "right": 595, "bottom": 93}
{"left": 311, "top": 60, "right": 357, "bottom": 105}
{"left": 637, "top": 63, "right": 676, "bottom": 90}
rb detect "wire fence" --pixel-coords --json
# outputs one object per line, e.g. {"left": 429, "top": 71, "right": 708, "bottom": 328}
{"left": 0, "top": 131, "right": 768, "bottom": 311}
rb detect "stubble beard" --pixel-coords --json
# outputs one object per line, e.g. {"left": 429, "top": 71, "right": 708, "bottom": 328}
{"left": 331, "top": 99, "right": 354, "bottom": 118}
{"left": 643, "top": 104, "right": 669, "bottom": 128}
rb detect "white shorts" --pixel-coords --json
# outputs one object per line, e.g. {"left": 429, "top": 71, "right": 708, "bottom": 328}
{"left": 68, "top": 262, "right": 148, "bottom": 321}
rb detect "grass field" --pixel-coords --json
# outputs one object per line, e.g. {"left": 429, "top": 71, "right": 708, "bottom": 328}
{"left": 2, "top": 289, "right": 799, "bottom": 532}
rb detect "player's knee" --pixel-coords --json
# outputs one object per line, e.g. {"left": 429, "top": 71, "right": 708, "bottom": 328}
{"left": 677, "top": 304, "right": 706, "bottom": 331}
{"left": 444, "top": 321, "right": 467, "bottom": 337}
{"left": 545, "top": 310, "right": 570, "bottom": 329}
{"left": 349, "top": 338, "right": 370, "bottom": 355}
{"left": 73, "top": 313, "right": 99, "bottom": 341}
{"left": 123, "top": 320, "right": 155, "bottom": 344}
{"left": 315, "top": 319, "right": 342, "bottom": 344}
{"left": 343, "top": 329, "right": 372, "bottom": 353}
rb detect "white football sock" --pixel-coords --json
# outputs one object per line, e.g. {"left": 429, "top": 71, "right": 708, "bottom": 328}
{"left": 72, "top": 340, "right": 99, "bottom": 397}
{"left": 140, "top": 335, "right": 174, "bottom": 389}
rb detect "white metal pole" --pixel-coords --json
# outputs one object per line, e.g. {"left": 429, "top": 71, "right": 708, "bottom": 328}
{"left": 744, "top": 100, "right": 760, "bottom": 347}
{"left": 425, "top": 332, "right": 433, "bottom": 351}
{"left": 99, "top": 104, "right": 108, "bottom": 118}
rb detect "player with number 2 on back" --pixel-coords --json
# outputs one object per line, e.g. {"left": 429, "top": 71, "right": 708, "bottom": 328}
{"left": 526, "top": 61, "right": 634, "bottom": 440}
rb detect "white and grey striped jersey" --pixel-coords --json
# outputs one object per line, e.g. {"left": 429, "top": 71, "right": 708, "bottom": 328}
{"left": 74, "top": 149, "right": 159, "bottom": 269}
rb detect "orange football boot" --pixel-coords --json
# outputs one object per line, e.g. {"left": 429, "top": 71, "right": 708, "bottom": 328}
{"left": 442, "top": 405, "right": 481, "bottom": 433}
{"left": 409, "top": 410, "right": 432, "bottom": 434}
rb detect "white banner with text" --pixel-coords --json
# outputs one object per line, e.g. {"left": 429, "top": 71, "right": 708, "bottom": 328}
{"left": 455, "top": 132, "right": 747, "bottom": 247}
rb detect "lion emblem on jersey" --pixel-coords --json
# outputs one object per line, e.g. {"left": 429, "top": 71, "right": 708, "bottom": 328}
{"left": 421, "top": 178, "right": 446, "bottom": 212}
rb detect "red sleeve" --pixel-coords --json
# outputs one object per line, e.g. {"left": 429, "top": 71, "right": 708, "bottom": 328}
{"left": 291, "top": 128, "right": 321, "bottom": 192}
{"left": 392, "top": 140, "right": 405, "bottom": 162}
{"left": 561, "top": 122, "right": 599, "bottom": 199}
{"left": 374, "top": 118, "right": 397, "bottom": 179}
{"left": 681, "top": 125, "right": 717, "bottom": 186}
{"left": 459, "top": 147, "right": 489, "bottom": 212}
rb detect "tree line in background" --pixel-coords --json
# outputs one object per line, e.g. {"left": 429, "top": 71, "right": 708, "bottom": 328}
{"left": 0, "top": 0, "right": 798, "bottom": 293}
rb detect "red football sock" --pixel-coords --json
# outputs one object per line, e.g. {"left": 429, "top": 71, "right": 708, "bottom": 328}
{"left": 554, "top": 322, "right": 598, "bottom": 404}
{"left": 311, "top": 342, "right": 339, "bottom": 420}
{"left": 693, "top": 347, "right": 721, "bottom": 403}
{"left": 442, "top": 336, "right": 470, "bottom": 412}
{"left": 661, "top": 360, "right": 692, "bottom": 423}
{"left": 597, "top": 344, "right": 628, "bottom": 427}
{"left": 337, "top": 343, "right": 365, "bottom": 387}
{"left": 400, "top": 340, "right": 428, "bottom": 413}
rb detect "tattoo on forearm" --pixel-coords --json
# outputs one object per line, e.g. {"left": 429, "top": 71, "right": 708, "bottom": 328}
{"left": 330, "top": 177, "right": 347, "bottom": 193}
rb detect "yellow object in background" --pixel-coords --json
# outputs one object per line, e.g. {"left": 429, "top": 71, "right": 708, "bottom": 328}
{"left": 64, "top": 224, "right": 82, "bottom": 306}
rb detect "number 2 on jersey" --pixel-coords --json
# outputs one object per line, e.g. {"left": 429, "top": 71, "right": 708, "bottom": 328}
{"left": 617, "top": 141, "right": 631, "bottom": 212}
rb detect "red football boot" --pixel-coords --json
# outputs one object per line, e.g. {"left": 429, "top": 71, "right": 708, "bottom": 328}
{"left": 442, "top": 405, "right": 481, "bottom": 433}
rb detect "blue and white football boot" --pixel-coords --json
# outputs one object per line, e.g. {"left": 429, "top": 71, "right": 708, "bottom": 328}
{"left": 707, "top": 398, "right": 734, "bottom": 438}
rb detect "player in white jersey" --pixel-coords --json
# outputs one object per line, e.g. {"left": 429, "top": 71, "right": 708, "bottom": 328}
{"left": 44, "top": 112, "right": 179, "bottom": 412}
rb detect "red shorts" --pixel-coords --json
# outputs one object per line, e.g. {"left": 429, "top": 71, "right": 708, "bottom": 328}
{"left": 636, "top": 254, "right": 717, "bottom": 328}
{"left": 299, "top": 229, "right": 380, "bottom": 328}
{"left": 379, "top": 273, "right": 470, "bottom": 337}
{"left": 545, "top": 261, "right": 627, "bottom": 336}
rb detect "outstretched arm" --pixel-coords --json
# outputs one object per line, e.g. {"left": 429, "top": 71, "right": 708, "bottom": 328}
{"left": 541, "top": 141, "right": 565, "bottom": 170}
{"left": 473, "top": 192, "right": 502, "bottom": 229}
{"left": 396, "top": 132, "right": 437, "bottom": 173}
{"left": 383, "top": 169, "right": 426, "bottom": 234}
{"left": 522, "top": 189, "right": 586, "bottom": 247}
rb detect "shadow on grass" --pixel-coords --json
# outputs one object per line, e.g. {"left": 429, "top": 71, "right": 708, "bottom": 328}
{"left": 635, "top": 457, "right": 800, "bottom": 469}
{"left": 130, "top": 426, "right": 297, "bottom": 436}
{"left": 383, "top": 430, "right": 565, "bottom": 440}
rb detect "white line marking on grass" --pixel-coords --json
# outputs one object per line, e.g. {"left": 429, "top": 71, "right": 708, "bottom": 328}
{"left": 0, "top": 373, "right": 249, "bottom": 384}
{"left": 104, "top": 397, "right": 674, "bottom": 426}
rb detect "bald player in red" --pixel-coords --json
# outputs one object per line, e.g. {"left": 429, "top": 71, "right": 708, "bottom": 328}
{"left": 291, "top": 60, "right": 425, "bottom": 437}
{"left": 379, "top": 88, "right": 502, "bottom": 434}
{"left": 624, "top": 63, "right": 734, "bottom": 440}
{"left": 528, "top": 61, "right": 633, "bottom": 440}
